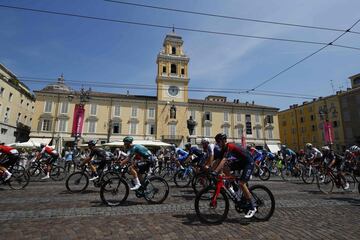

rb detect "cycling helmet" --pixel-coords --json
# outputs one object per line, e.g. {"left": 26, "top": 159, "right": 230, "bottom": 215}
{"left": 349, "top": 145, "right": 360, "bottom": 153}
{"left": 171, "top": 143, "right": 177, "bottom": 148}
{"left": 281, "top": 145, "right": 287, "bottom": 149}
{"left": 305, "top": 143, "right": 313, "bottom": 149}
{"left": 88, "top": 140, "right": 97, "bottom": 147}
{"left": 201, "top": 138, "right": 210, "bottom": 144}
{"left": 214, "top": 133, "right": 227, "bottom": 142}
{"left": 123, "top": 136, "right": 134, "bottom": 143}
{"left": 184, "top": 143, "right": 192, "bottom": 149}
{"left": 299, "top": 149, "right": 305, "bottom": 155}
{"left": 40, "top": 143, "right": 46, "bottom": 148}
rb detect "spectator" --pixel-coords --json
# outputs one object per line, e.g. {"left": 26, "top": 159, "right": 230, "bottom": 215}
{"left": 64, "top": 147, "right": 74, "bottom": 172}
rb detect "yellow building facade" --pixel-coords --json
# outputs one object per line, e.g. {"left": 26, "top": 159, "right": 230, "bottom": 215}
{"left": 30, "top": 33, "right": 281, "bottom": 150}
{"left": 0, "top": 64, "right": 36, "bottom": 144}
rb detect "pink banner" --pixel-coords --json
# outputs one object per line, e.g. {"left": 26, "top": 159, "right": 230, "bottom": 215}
{"left": 72, "top": 104, "right": 85, "bottom": 137}
{"left": 324, "top": 122, "right": 334, "bottom": 144}
{"left": 241, "top": 129, "right": 247, "bottom": 148}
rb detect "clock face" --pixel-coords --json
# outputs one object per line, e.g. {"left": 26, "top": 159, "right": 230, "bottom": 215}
{"left": 168, "top": 86, "right": 179, "bottom": 96}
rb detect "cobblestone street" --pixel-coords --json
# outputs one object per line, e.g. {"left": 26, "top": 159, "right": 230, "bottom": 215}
{"left": 1, "top": 177, "right": 359, "bottom": 240}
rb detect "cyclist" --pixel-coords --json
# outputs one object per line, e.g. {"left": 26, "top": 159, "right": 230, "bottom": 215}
{"left": 200, "top": 138, "right": 215, "bottom": 169}
{"left": 114, "top": 147, "right": 128, "bottom": 161}
{"left": 349, "top": 145, "right": 360, "bottom": 158}
{"left": 36, "top": 143, "right": 59, "bottom": 180}
{"left": 80, "top": 140, "right": 109, "bottom": 181}
{"left": 280, "top": 145, "right": 297, "bottom": 170}
{"left": 174, "top": 145, "right": 189, "bottom": 168}
{"left": 0, "top": 145, "right": 20, "bottom": 181}
{"left": 305, "top": 143, "right": 323, "bottom": 164}
{"left": 120, "top": 136, "right": 155, "bottom": 190}
{"left": 322, "top": 146, "right": 349, "bottom": 190}
{"left": 184, "top": 143, "right": 206, "bottom": 168}
{"left": 214, "top": 133, "right": 256, "bottom": 219}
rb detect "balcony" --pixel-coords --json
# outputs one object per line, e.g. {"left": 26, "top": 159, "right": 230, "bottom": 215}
{"left": 161, "top": 135, "right": 183, "bottom": 141}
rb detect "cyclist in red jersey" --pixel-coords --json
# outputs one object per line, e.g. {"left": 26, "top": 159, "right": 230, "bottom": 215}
{"left": 0, "top": 145, "right": 20, "bottom": 181}
{"left": 214, "top": 133, "right": 257, "bottom": 218}
{"left": 36, "top": 143, "right": 59, "bottom": 179}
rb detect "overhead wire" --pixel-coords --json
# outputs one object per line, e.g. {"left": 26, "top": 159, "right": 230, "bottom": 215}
{"left": 0, "top": 4, "right": 360, "bottom": 51}
{"left": 104, "top": 0, "right": 360, "bottom": 35}
{"left": 250, "top": 18, "right": 360, "bottom": 91}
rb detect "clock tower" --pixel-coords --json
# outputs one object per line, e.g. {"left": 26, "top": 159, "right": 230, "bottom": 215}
{"left": 156, "top": 32, "right": 190, "bottom": 103}
{"left": 156, "top": 32, "right": 190, "bottom": 144}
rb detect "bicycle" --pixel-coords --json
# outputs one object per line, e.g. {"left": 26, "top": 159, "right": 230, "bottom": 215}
{"left": 194, "top": 173, "right": 275, "bottom": 224}
{"left": 280, "top": 159, "right": 303, "bottom": 181}
{"left": 316, "top": 167, "right": 356, "bottom": 194}
{"left": 100, "top": 163, "right": 169, "bottom": 206}
{"left": 0, "top": 163, "right": 30, "bottom": 190}
{"left": 27, "top": 158, "right": 66, "bottom": 181}
{"left": 65, "top": 160, "right": 120, "bottom": 193}
{"left": 253, "top": 160, "right": 270, "bottom": 181}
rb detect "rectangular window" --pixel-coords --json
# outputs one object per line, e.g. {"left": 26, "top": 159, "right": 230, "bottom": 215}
{"left": 255, "top": 128, "right": 261, "bottom": 139}
{"left": 58, "top": 119, "right": 67, "bottom": 132}
{"left": 237, "top": 128, "right": 243, "bottom": 138}
{"left": 236, "top": 113, "right": 241, "bottom": 122}
{"left": 148, "top": 108, "right": 155, "bottom": 119}
{"left": 224, "top": 112, "right": 229, "bottom": 122}
{"left": 181, "top": 68, "right": 185, "bottom": 75}
{"left": 266, "top": 115, "right": 274, "bottom": 124}
{"left": 169, "top": 124, "right": 176, "bottom": 136}
{"left": 114, "top": 105, "right": 121, "bottom": 117}
{"left": 268, "top": 129, "right": 273, "bottom": 139}
{"left": 189, "top": 109, "right": 196, "bottom": 120}
{"left": 131, "top": 106, "right": 137, "bottom": 117}
{"left": 223, "top": 126, "right": 229, "bottom": 136}
{"left": 44, "top": 101, "right": 52, "bottom": 113}
{"left": 130, "top": 122, "right": 137, "bottom": 134}
{"left": 148, "top": 124, "right": 155, "bottom": 135}
{"left": 255, "top": 114, "right": 260, "bottom": 123}
{"left": 90, "top": 104, "right": 97, "bottom": 116}
{"left": 310, "top": 115, "right": 315, "bottom": 121}
{"left": 9, "top": 92, "right": 13, "bottom": 102}
{"left": 113, "top": 122, "right": 120, "bottom": 134}
{"left": 42, "top": 119, "right": 51, "bottom": 131}
{"left": 204, "top": 112, "right": 212, "bottom": 121}
{"left": 0, "top": 87, "right": 4, "bottom": 97}
{"left": 162, "top": 66, "right": 166, "bottom": 73}
{"left": 205, "top": 126, "right": 211, "bottom": 137}
{"left": 88, "top": 121, "right": 96, "bottom": 133}
{"left": 61, "top": 102, "right": 69, "bottom": 114}
{"left": 300, "top": 117, "right": 304, "bottom": 123}
{"left": 245, "top": 114, "right": 252, "bottom": 135}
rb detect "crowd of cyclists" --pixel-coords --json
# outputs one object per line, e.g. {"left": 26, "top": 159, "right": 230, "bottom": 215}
{"left": 1, "top": 135, "right": 360, "bottom": 221}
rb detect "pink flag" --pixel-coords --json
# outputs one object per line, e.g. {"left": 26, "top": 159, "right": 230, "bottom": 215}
{"left": 241, "top": 129, "right": 247, "bottom": 148}
{"left": 324, "top": 122, "right": 334, "bottom": 144}
{"left": 72, "top": 104, "right": 85, "bottom": 137}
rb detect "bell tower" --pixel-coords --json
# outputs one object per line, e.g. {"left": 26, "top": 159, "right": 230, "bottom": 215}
{"left": 156, "top": 31, "right": 190, "bottom": 103}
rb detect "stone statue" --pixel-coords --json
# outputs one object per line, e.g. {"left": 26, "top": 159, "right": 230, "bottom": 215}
{"left": 170, "top": 104, "right": 176, "bottom": 119}
{"left": 187, "top": 116, "right": 196, "bottom": 136}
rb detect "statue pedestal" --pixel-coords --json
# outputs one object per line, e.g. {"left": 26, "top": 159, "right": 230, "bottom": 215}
{"left": 188, "top": 135, "right": 197, "bottom": 145}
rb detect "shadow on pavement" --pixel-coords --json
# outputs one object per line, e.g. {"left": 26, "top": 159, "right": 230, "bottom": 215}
{"left": 58, "top": 189, "right": 98, "bottom": 195}
{"left": 172, "top": 213, "right": 250, "bottom": 226}
{"left": 323, "top": 197, "right": 360, "bottom": 206}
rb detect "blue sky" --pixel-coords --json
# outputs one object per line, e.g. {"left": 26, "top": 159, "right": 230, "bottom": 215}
{"left": 1, "top": 0, "right": 360, "bottom": 110}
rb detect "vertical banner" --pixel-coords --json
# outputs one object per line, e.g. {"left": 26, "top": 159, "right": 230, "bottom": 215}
{"left": 324, "top": 121, "right": 334, "bottom": 144}
{"left": 72, "top": 104, "right": 85, "bottom": 137}
{"left": 241, "top": 128, "right": 247, "bottom": 148}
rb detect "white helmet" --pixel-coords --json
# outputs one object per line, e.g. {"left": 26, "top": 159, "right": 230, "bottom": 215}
{"left": 321, "top": 146, "right": 330, "bottom": 152}
{"left": 305, "top": 143, "right": 313, "bottom": 149}
{"left": 349, "top": 145, "right": 360, "bottom": 153}
{"left": 201, "top": 138, "right": 210, "bottom": 144}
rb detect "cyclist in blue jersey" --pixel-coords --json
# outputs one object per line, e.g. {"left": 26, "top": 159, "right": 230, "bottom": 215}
{"left": 184, "top": 143, "right": 206, "bottom": 166}
{"left": 280, "top": 145, "right": 297, "bottom": 169}
{"left": 175, "top": 146, "right": 189, "bottom": 167}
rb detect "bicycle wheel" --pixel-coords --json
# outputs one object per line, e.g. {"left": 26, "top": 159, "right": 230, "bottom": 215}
{"left": 160, "top": 166, "right": 178, "bottom": 182}
{"left": 258, "top": 167, "right": 270, "bottom": 181}
{"left": 65, "top": 172, "right": 89, "bottom": 193}
{"left": 280, "top": 167, "right": 292, "bottom": 181}
{"left": 27, "top": 165, "right": 42, "bottom": 179}
{"left": 8, "top": 165, "right": 30, "bottom": 190}
{"left": 192, "top": 172, "right": 211, "bottom": 195}
{"left": 50, "top": 166, "right": 66, "bottom": 181}
{"left": 316, "top": 174, "right": 334, "bottom": 194}
{"left": 249, "top": 185, "right": 275, "bottom": 221}
{"left": 143, "top": 176, "right": 169, "bottom": 204}
{"left": 194, "top": 186, "right": 229, "bottom": 224}
{"left": 100, "top": 177, "right": 129, "bottom": 206}
{"left": 174, "top": 169, "right": 193, "bottom": 188}
{"left": 301, "top": 167, "right": 315, "bottom": 184}
{"left": 343, "top": 173, "right": 356, "bottom": 192}
{"left": 102, "top": 171, "right": 121, "bottom": 183}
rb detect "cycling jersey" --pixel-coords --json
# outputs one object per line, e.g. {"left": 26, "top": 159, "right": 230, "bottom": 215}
{"left": 175, "top": 147, "right": 188, "bottom": 162}
{"left": 0, "top": 146, "right": 19, "bottom": 156}
{"left": 306, "top": 148, "right": 323, "bottom": 160}
{"left": 223, "top": 143, "right": 254, "bottom": 181}
{"left": 224, "top": 143, "right": 252, "bottom": 163}
{"left": 189, "top": 146, "right": 204, "bottom": 158}
{"left": 0, "top": 146, "right": 19, "bottom": 167}
{"left": 88, "top": 147, "right": 108, "bottom": 161}
{"left": 40, "top": 146, "right": 58, "bottom": 157}
{"left": 127, "top": 144, "right": 152, "bottom": 161}
{"left": 203, "top": 144, "right": 215, "bottom": 159}
{"left": 214, "top": 144, "right": 224, "bottom": 160}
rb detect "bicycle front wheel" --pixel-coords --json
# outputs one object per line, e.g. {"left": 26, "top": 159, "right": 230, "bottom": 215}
{"left": 258, "top": 167, "right": 270, "bottom": 181}
{"left": 50, "top": 166, "right": 66, "bottom": 181}
{"left": 316, "top": 174, "right": 334, "bottom": 194}
{"left": 65, "top": 172, "right": 89, "bottom": 193}
{"left": 143, "top": 176, "right": 169, "bottom": 204}
{"left": 8, "top": 165, "right": 30, "bottom": 190}
{"left": 174, "top": 169, "right": 193, "bottom": 188}
{"left": 194, "top": 186, "right": 229, "bottom": 224}
{"left": 192, "top": 172, "right": 211, "bottom": 195}
{"left": 100, "top": 177, "right": 129, "bottom": 206}
{"left": 301, "top": 167, "right": 315, "bottom": 184}
{"left": 249, "top": 185, "right": 275, "bottom": 221}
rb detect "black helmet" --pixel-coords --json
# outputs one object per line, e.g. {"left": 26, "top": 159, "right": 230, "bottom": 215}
{"left": 40, "top": 143, "right": 45, "bottom": 148}
{"left": 184, "top": 143, "right": 191, "bottom": 149}
{"left": 215, "top": 133, "right": 227, "bottom": 142}
{"left": 123, "top": 136, "right": 134, "bottom": 143}
{"left": 88, "top": 140, "right": 97, "bottom": 147}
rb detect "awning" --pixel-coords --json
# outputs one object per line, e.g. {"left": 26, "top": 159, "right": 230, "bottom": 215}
{"left": 266, "top": 144, "right": 280, "bottom": 154}
{"left": 103, "top": 140, "right": 171, "bottom": 147}
{"left": 9, "top": 138, "right": 52, "bottom": 148}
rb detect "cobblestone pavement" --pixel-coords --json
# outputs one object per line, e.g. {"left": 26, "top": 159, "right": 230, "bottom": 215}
{"left": 1, "top": 176, "right": 359, "bottom": 240}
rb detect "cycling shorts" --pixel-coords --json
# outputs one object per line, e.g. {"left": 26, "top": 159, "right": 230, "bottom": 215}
{"left": 0, "top": 154, "right": 19, "bottom": 168}
{"left": 227, "top": 158, "right": 254, "bottom": 182}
